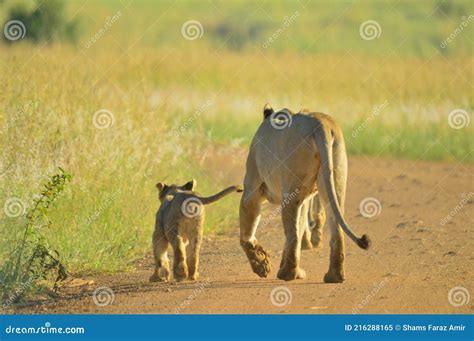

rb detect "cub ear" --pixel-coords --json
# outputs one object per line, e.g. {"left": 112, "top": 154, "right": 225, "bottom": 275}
{"left": 183, "top": 179, "right": 196, "bottom": 191}
{"left": 263, "top": 103, "right": 274, "bottom": 119}
{"left": 156, "top": 182, "right": 166, "bottom": 192}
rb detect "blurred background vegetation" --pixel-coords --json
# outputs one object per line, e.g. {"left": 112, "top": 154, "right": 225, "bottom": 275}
{"left": 0, "top": 0, "right": 472, "bottom": 55}
{"left": 0, "top": 0, "right": 472, "bottom": 285}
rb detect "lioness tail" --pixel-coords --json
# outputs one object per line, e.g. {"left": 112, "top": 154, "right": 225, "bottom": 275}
{"left": 197, "top": 186, "right": 243, "bottom": 205}
{"left": 313, "top": 127, "right": 371, "bottom": 250}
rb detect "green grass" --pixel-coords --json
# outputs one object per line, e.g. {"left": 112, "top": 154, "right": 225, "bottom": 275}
{"left": 60, "top": 0, "right": 473, "bottom": 58}
{"left": 344, "top": 122, "right": 473, "bottom": 162}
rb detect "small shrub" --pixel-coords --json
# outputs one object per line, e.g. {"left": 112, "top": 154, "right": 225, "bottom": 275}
{"left": 1, "top": 168, "right": 71, "bottom": 309}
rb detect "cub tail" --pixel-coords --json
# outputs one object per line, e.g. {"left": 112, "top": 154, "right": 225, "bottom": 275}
{"left": 197, "top": 186, "right": 243, "bottom": 205}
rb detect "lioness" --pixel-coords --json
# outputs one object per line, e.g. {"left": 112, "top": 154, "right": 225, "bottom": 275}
{"left": 150, "top": 180, "right": 242, "bottom": 282}
{"left": 239, "top": 105, "right": 370, "bottom": 283}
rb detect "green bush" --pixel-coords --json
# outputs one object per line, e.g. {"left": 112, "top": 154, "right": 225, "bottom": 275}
{"left": 209, "top": 18, "right": 266, "bottom": 50}
{"left": 3, "top": 0, "right": 79, "bottom": 44}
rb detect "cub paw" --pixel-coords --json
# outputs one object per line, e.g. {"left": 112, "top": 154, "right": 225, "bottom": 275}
{"left": 174, "top": 263, "right": 188, "bottom": 282}
{"left": 148, "top": 270, "right": 169, "bottom": 282}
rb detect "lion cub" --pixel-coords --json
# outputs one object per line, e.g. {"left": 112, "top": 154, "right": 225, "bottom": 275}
{"left": 149, "top": 179, "right": 242, "bottom": 282}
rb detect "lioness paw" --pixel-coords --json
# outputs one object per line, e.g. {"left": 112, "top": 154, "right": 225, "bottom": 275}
{"left": 277, "top": 267, "right": 306, "bottom": 281}
{"left": 242, "top": 242, "right": 271, "bottom": 278}
{"left": 323, "top": 271, "right": 345, "bottom": 283}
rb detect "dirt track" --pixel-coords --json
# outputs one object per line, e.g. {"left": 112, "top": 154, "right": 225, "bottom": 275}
{"left": 16, "top": 156, "right": 473, "bottom": 314}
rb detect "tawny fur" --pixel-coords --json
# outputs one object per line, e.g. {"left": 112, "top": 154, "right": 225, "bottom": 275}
{"left": 239, "top": 106, "right": 370, "bottom": 283}
{"left": 150, "top": 180, "right": 242, "bottom": 282}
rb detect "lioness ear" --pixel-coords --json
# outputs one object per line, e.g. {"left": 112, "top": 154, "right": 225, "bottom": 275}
{"left": 156, "top": 182, "right": 165, "bottom": 192}
{"left": 183, "top": 179, "right": 196, "bottom": 191}
{"left": 263, "top": 103, "right": 274, "bottom": 119}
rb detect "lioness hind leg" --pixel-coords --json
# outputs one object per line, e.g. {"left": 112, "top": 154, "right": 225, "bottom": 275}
{"left": 239, "top": 182, "right": 271, "bottom": 278}
{"left": 310, "top": 193, "right": 325, "bottom": 248}
{"left": 322, "top": 208, "right": 345, "bottom": 283}
{"left": 277, "top": 202, "right": 306, "bottom": 281}
{"left": 317, "top": 165, "right": 346, "bottom": 283}
{"left": 150, "top": 229, "right": 170, "bottom": 282}
{"left": 300, "top": 201, "right": 313, "bottom": 250}
{"left": 187, "top": 234, "right": 202, "bottom": 281}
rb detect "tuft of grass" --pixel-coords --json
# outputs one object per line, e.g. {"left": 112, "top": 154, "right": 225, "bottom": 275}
{"left": 1, "top": 168, "right": 71, "bottom": 308}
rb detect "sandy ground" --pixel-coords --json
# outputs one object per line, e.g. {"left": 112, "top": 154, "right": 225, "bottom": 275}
{"left": 14, "top": 156, "right": 473, "bottom": 314}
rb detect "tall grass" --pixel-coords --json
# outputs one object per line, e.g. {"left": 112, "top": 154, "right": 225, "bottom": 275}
{"left": 1, "top": 45, "right": 472, "bottom": 275}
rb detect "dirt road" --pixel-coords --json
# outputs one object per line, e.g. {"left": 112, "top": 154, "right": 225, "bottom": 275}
{"left": 16, "top": 156, "right": 473, "bottom": 314}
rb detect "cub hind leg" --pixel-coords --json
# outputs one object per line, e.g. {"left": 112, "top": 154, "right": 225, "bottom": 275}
{"left": 169, "top": 228, "right": 188, "bottom": 282}
{"left": 186, "top": 232, "right": 202, "bottom": 281}
{"left": 150, "top": 228, "right": 170, "bottom": 282}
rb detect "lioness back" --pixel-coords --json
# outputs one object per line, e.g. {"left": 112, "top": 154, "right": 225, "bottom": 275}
{"left": 250, "top": 112, "right": 340, "bottom": 203}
